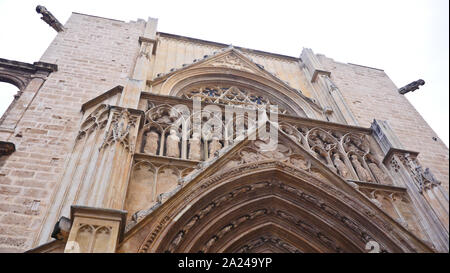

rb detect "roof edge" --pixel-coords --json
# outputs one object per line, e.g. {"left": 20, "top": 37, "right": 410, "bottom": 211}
{"left": 157, "top": 32, "right": 300, "bottom": 62}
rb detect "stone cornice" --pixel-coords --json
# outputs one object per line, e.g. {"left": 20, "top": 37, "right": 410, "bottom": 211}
{"left": 382, "top": 148, "right": 419, "bottom": 165}
{"left": 134, "top": 153, "right": 200, "bottom": 168}
{"left": 25, "top": 239, "right": 65, "bottom": 253}
{"left": 80, "top": 85, "right": 124, "bottom": 113}
{"left": 138, "top": 36, "right": 158, "bottom": 55}
{"left": 157, "top": 32, "right": 300, "bottom": 62}
{"left": 0, "top": 58, "right": 57, "bottom": 74}
{"left": 349, "top": 180, "right": 407, "bottom": 193}
{"left": 70, "top": 205, "right": 128, "bottom": 243}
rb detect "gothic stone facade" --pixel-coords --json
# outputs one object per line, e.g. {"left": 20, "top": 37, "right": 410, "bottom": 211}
{"left": 0, "top": 12, "right": 448, "bottom": 253}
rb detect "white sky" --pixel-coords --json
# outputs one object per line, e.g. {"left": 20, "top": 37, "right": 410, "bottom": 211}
{"left": 0, "top": 0, "right": 448, "bottom": 146}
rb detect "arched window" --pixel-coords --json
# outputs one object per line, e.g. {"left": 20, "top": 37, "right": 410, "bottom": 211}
{"left": 181, "top": 84, "right": 290, "bottom": 114}
{"left": 0, "top": 82, "right": 20, "bottom": 120}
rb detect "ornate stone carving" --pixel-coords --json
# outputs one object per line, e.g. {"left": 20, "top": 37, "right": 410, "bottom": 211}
{"left": 199, "top": 208, "right": 270, "bottom": 253}
{"left": 289, "top": 154, "right": 311, "bottom": 171}
{"left": 399, "top": 153, "right": 441, "bottom": 193}
{"left": 237, "top": 235, "right": 301, "bottom": 253}
{"left": 35, "top": 5, "right": 65, "bottom": 32}
{"left": 343, "top": 136, "right": 367, "bottom": 155}
{"left": 208, "top": 54, "right": 254, "bottom": 73}
{"left": 332, "top": 153, "right": 351, "bottom": 179}
{"left": 208, "top": 137, "right": 222, "bottom": 159}
{"left": 351, "top": 154, "right": 372, "bottom": 182}
{"left": 78, "top": 104, "right": 110, "bottom": 140}
{"left": 181, "top": 85, "right": 289, "bottom": 114}
{"left": 398, "top": 79, "right": 425, "bottom": 95}
{"left": 101, "top": 108, "right": 138, "bottom": 152}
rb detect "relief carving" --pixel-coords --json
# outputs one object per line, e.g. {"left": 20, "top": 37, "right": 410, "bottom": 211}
{"left": 208, "top": 54, "right": 254, "bottom": 73}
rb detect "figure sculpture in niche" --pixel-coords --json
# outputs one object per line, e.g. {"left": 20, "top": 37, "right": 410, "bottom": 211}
{"left": 166, "top": 128, "right": 180, "bottom": 158}
{"left": 189, "top": 132, "right": 202, "bottom": 161}
{"left": 144, "top": 130, "right": 159, "bottom": 155}
{"left": 209, "top": 137, "right": 223, "bottom": 159}
{"left": 350, "top": 154, "right": 372, "bottom": 182}
{"left": 332, "top": 153, "right": 351, "bottom": 179}
{"left": 367, "top": 159, "right": 391, "bottom": 184}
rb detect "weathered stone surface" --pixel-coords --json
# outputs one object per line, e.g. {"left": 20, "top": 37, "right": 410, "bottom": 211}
{"left": 0, "top": 11, "right": 447, "bottom": 253}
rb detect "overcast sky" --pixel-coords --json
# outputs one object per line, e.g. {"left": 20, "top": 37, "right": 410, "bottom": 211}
{"left": 0, "top": 0, "right": 448, "bottom": 146}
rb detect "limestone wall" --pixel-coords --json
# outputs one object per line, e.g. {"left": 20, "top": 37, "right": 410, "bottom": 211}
{"left": 0, "top": 13, "right": 145, "bottom": 252}
{"left": 318, "top": 55, "right": 449, "bottom": 192}
{"left": 149, "top": 34, "right": 311, "bottom": 97}
{"left": 0, "top": 11, "right": 447, "bottom": 252}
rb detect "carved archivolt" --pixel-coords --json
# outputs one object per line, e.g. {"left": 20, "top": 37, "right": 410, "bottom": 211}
{"left": 157, "top": 61, "right": 319, "bottom": 118}
{"left": 236, "top": 235, "right": 301, "bottom": 253}
{"left": 128, "top": 138, "right": 430, "bottom": 252}
{"left": 115, "top": 123, "right": 434, "bottom": 253}
{"left": 132, "top": 162, "right": 424, "bottom": 252}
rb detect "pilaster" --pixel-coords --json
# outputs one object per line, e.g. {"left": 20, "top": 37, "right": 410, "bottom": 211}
{"left": 384, "top": 148, "right": 449, "bottom": 252}
{"left": 299, "top": 48, "right": 358, "bottom": 126}
{"left": 35, "top": 104, "right": 143, "bottom": 246}
{"left": 119, "top": 17, "right": 158, "bottom": 109}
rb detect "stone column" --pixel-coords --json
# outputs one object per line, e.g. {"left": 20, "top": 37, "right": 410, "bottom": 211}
{"left": 64, "top": 206, "right": 126, "bottom": 253}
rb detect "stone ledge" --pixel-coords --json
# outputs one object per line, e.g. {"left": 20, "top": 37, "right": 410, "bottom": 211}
{"left": 382, "top": 148, "right": 419, "bottom": 165}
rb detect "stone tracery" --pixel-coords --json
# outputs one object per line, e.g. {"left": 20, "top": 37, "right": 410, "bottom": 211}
{"left": 181, "top": 85, "right": 289, "bottom": 114}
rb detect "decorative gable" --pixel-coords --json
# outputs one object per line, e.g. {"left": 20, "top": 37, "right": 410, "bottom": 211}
{"left": 198, "top": 50, "right": 260, "bottom": 74}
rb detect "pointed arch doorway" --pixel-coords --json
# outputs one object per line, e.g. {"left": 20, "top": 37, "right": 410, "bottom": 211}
{"left": 119, "top": 163, "right": 432, "bottom": 253}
